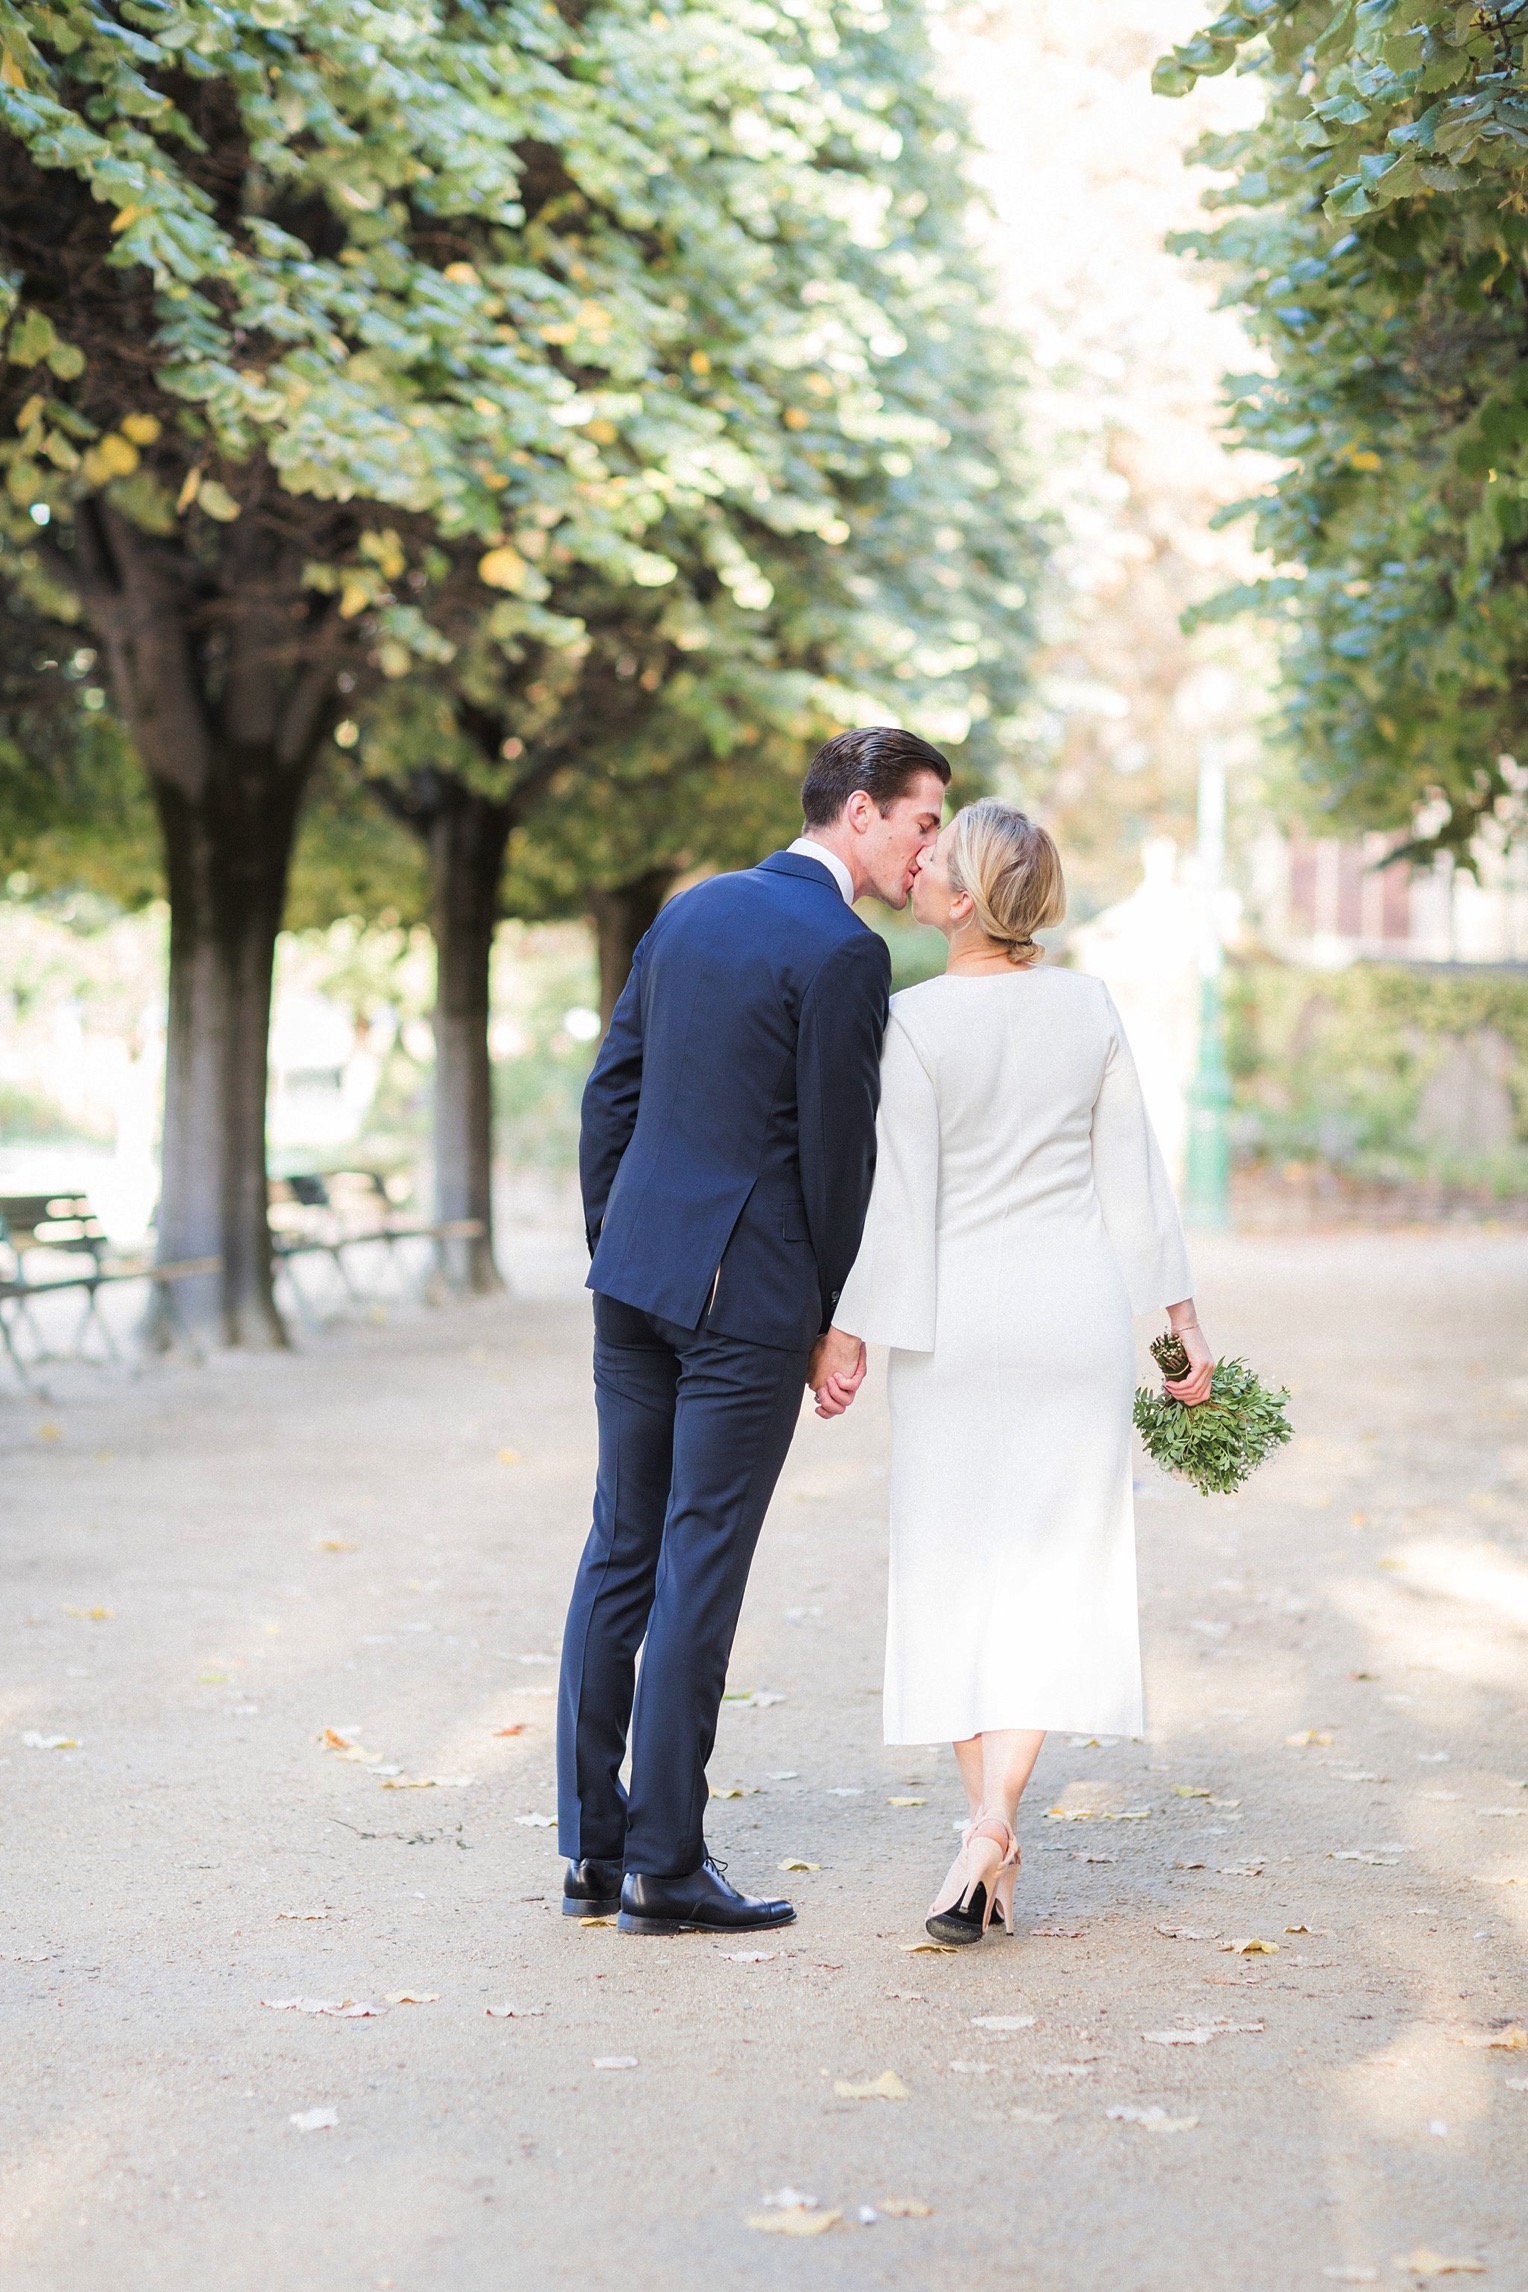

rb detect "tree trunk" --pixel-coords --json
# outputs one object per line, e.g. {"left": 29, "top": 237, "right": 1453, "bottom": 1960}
{"left": 589, "top": 869, "right": 677, "bottom": 1035}
{"left": 55, "top": 500, "right": 342, "bottom": 1348}
{"left": 429, "top": 786, "right": 514, "bottom": 1293}
{"left": 152, "top": 760, "right": 306, "bottom": 1348}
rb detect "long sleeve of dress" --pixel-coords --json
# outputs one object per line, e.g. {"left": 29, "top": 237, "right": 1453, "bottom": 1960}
{"left": 832, "top": 1012, "right": 940, "bottom": 1351}
{"left": 1090, "top": 983, "right": 1193, "bottom": 1313}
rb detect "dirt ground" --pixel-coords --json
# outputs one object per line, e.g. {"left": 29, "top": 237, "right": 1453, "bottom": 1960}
{"left": 2, "top": 1226, "right": 1526, "bottom": 2292}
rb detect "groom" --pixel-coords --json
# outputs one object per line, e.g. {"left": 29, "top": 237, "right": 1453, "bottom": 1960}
{"left": 556, "top": 725, "right": 950, "bottom": 1934}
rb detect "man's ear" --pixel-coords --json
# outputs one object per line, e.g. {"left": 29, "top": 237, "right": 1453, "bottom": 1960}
{"left": 842, "top": 788, "right": 875, "bottom": 834}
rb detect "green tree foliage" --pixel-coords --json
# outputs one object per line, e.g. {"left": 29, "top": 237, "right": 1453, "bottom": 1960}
{"left": 1226, "top": 950, "right": 1528, "bottom": 1186}
{"left": 0, "top": 600, "right": 160, "bottom": 903}
{"left": 283, "top": 755, "right": 427, "bottom": 937}
{"left": 346, "top": 0, "right": 1040, "bottom": 924}
{"left": 1, "top": 0, "right": 1034, "bottom": 1332}
{"left": 337, "top": 0, "right": 1042, "bottom": 1262}
{"left": 1157, "top": 1, "right": 1528, "bottom": 862}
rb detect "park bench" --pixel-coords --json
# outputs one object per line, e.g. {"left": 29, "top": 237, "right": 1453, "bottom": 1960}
{"left": 0, "top": 1191, "right": 220, "bottom": 1396}
{"left": 268, "top": 1169, "right": 485, "bottom": 1324}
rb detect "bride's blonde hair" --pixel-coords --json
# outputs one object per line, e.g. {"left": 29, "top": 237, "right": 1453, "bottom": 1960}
{"left": 946, "top": 800, "right": 1065, "bottom": 965}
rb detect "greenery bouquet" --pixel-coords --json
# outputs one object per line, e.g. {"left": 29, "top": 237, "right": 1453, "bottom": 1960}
{"left": 1132, "top": 1332, "right": 1293, "bottom": 1498}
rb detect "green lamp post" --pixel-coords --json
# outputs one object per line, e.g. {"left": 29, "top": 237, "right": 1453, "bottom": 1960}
{"left": 1184, "top": 735, "right": 1231, "bottom": 1229}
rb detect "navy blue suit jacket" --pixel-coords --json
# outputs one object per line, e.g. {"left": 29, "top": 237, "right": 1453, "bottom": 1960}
{"left": 579, "top": 851, "right": 892, "bottom": 1351}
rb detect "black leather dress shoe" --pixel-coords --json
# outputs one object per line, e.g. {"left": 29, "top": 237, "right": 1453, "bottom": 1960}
{"left": 618, "top": 1856, "right": 796, "bottom": 1935}
{"left": 562, "top": 1857, "right": 624, "bottom": 1918}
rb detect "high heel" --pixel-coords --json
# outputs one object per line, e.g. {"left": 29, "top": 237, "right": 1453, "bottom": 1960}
{"left": 925, "top": 1817, "right": 1015, "bottom": 1946}
{"left": 926, "top": 1820, "right": 975, "bottom": 1920}
{"left": 990, "top": 1834, "right": 1021, "bottom": 1935}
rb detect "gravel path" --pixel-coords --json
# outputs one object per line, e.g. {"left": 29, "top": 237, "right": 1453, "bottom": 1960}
{"left": 3, "top": 1230, "right": 1525, "bottom": 2290}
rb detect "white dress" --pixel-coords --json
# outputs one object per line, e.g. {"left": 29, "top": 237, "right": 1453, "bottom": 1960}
{"left": 833, "top": 966, "right": 1192, "bottom": 1743}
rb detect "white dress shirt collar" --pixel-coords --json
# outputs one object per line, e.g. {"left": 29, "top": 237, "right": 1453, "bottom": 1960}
{"left": 786, "top": 836, "right": 854, "bottom": 905}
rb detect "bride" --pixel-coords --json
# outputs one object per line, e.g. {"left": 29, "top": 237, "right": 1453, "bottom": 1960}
{"left": 811, "top": 800, "right": 1214, "bottom": 1944}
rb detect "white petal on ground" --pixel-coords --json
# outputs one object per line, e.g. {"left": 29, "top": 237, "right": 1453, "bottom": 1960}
{"left": 1106, "top": 2104, "right": 1199, "bottom": 2132}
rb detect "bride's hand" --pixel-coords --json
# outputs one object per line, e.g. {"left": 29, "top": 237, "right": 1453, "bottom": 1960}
{"left": 809, "top": 1328, "right": 866, "bottom": 1418}
{"left": 1163, "top": 1316, "right": 1214, "bottom": 1407}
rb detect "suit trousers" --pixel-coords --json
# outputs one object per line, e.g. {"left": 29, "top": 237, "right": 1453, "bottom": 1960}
{"left": 557, "top": 1292, "right": 811, "bottom": 1876}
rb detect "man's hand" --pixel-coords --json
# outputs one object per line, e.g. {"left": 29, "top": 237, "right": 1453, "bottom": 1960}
{"left": 808, "top": 1327, "right": 866, "bottom": 1419}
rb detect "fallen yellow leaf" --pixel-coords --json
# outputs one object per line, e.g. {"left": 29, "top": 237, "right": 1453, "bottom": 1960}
{"left": 318, "top": 1539, "right": 357, "bottom": 1553}
{"left": 1174, "top": 1785, "right": 1213, "bottom": 1799}
{"left": 1393, "top": 2251, "right": 1485, "bottom": 2278}
{"left": 1458, "top": 2025, "right": 1526, "bottom": 2051}
{"left": 63, "top": 1606, "right": 111, "bottom": 1621}
{"left": 1221, "top": 1937, "right": 1279, "bottom": 1955}
{"left": 876, "top": 2199, "right": 933, "bottom": 2217}
{"left": 384, "top": 1991, "right": 438, "bottom": 2006}
{"left": 1286, "top": 1730, "right": 1334, "bottom": 1748}
{"left": 746, "top": 2210, "right": 841, "bottom": 2237}
{"left": 834, "top": 2070, "right": 909, "bottom": 2101}
{"left": 888, "top": 1796, "right": 926, "bottom": 1807}
{"left": 902, "top": 1940, "right": 957, "bottom": 1954}
{"left": 320, "top": 1729, "right": 383, "bottom": 1765}
{"left": 778, "top": 1859, "right": 819, "bottom": 1872}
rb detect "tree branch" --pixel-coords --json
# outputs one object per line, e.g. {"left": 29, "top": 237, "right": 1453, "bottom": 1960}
{"left": 83, "top": 504, "right": 212, "bottom": 805}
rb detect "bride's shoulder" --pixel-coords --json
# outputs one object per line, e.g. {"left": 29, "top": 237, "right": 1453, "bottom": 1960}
{"left": 1045, "top": 964, "right": 1110, "bottom": 999}
{"left": 887, "top": 976, "right": 951, "bottom": 1028}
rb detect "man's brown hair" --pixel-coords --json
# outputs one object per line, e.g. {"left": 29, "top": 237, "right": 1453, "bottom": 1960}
{"left": 799, "top": 725, "right": 951, "bottom": 827}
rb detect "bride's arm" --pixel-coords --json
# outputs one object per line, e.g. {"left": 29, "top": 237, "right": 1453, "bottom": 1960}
{"left": 826, "top": 1017, "right": 939, "bottom": 1350}
{"left": 1091, "top": 986, "right": 1215, "bottom": 1403}
{"left": 808, "top": 1016, "right": 940, "bottom": 1416}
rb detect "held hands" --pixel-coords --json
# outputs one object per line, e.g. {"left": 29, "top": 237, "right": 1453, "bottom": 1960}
{"left": 1162, "top": 1315, "right": 1214, "bottom": 1407}
{"left": 808, "top": 1326, "right": 866, "bottom": 1418}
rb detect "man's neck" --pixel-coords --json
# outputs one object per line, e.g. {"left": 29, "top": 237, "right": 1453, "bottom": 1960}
{"left": 796, "top": 827, "right": 864, "bottom": 900}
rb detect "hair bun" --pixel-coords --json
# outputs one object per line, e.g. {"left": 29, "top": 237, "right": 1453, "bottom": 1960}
{"left": 946, "top": 802, "right": 1065, "bottom": 963}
